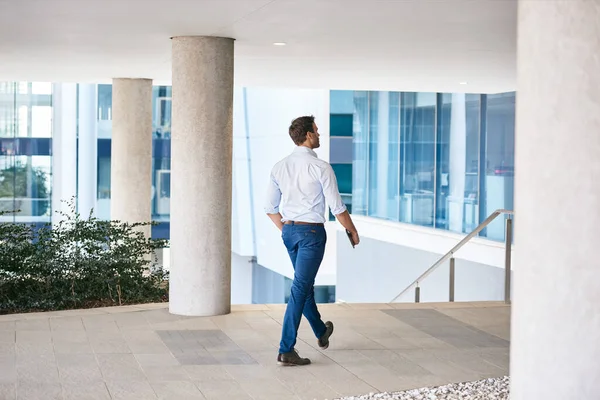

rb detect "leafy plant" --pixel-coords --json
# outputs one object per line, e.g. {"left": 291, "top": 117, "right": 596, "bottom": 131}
{"left": 0, "top": 199, "right": 169, "bottom": 314}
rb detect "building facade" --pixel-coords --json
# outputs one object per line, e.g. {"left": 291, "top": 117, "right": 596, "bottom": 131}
{"left": 0, "top": 82, "right": 515, "bottom": 304}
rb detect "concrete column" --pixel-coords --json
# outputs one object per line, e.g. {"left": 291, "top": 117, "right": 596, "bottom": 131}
{"left": 512, "top": 1, "right": 600, "bottom": 399}
{"left": 51, "top": 83, "right": 77, "bottom": 224}
{"left": 77, "top": 84, "right": 98, "bottom": 219}
{"left": 110, "top": 78, "right": 152, "bottom": 237}
{"left": 169, "top": 36, "right": 234, "bottom": 316}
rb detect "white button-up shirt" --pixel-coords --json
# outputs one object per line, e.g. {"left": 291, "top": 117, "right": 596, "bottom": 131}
{"left": 264, "top": 146, "right": 347, "bottom": 223}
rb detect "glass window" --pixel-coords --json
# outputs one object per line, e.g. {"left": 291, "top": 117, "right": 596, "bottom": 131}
{"left": 31, "top": 82, "right": 52, "bottom": 95}
{"left": 0, "top": 154, "right": 15, "bottom": 220}
{"left": 399, "top": 92, "right": 436, "bottom": 227}
{"left": 31, "top": 106, "right": 52, "bottom": 138}
{"left": 152, "top": 156, "right": 171, "bottom": 219}
{"left": 0, "top": 156, "right": 51, "bottom": 218}
{"left": 0, "top": 84, "right": 16, "bottom": 138}
{"left": 436, "top": 93, "right": 481, "bottom": 233}
{"left": 152, "top": 86, "right": 172, "bottom": 139}
{"left": 481, "top": 92, "right": 515, "bottom": 241}
{"left": 97, "top": 84, "right": 112, "bottom": 121}
{"left": 17, "top": 105, "right": 28, "bottom": 137}
{"left": 97, "top": 156, "right": 111, "bottom": 200}
{"left": 352, "top": 91, "right": 369, "bottom": 216}
{"left": 365, "top": 92, "right": 400, "bottom": 221}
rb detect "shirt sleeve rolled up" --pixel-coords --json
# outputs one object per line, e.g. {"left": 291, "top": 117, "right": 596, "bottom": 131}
{"left": 264, "top": 172, "right": 282, "bottom": 214}
{"left": 319, "top": 164, "right": 347, "bottom": 216}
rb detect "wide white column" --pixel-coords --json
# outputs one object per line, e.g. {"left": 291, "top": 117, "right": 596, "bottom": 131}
{"left": 512, "top": 1, "right": 600, "bottom": 399}
{"left": 110, "top": 78, "right": 152, "bottom": 236}
{"left": 51, "top": 83, "right": 77, "bottom": 224}
{"left": 170, "top": 36, "right": 234, "bottom": 316}
{"left": 77, "top": 84, "right": 98, "bottom": 219}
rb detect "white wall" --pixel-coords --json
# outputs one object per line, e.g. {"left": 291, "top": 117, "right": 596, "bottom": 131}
{"left": 231, "top": 87, "right": 255, "bottom": 256}
{"left": 232, "top": 87, "right": 335, "bottom": 286}
{"left": 335, "top": 215, "right": 513, "bottom": 303}
{"left": 231, "top": 252, "right": 253, "bottom": 304}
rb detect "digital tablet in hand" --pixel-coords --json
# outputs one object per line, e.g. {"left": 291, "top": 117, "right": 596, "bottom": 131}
{"left": 346, "top": 229, "right": 355, "bottom": 248}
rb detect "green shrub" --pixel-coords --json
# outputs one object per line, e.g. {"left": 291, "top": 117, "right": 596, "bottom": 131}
{"left": 0, "top": 199, "right": 169, "bottom": 314}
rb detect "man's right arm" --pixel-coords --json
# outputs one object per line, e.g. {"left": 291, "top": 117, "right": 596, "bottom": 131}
{"left": 319, "top": 164, "right": 360, "bottom": 245}
{"left": 336, "top": 210, "right": 360, "bottom": 245}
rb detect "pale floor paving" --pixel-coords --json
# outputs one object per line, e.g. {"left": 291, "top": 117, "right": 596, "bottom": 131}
{"left": 0, "top": 301, "right": 510, "bottom": 400}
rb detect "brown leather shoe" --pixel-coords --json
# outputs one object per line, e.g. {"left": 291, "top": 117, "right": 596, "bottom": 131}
{"left": 318, "top": 321, "right": 334, "bottom": 350}
{"left": 277, "top": 349, "right": 311, "bottom": 366}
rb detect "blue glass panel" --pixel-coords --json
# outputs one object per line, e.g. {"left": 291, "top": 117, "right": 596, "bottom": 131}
{"left": 399, "top": 92, "right": 436, "bottom": 227}
{"left": 330, "top": 114, "right": 353, "bottom": 137}
{"left": 435, "top": 94, "right": 481, "bottom": 233}
{"left": 480, "top": 92, "right": 515, "bottom": 241}
{"left": 331, "top": 164, "right": 352, "bottom": 194}
{"left": 351, "top": 91, "right": 369, "bottom": 216}
{"left": 151, "top": 222, "right": 170, "bottom": 240}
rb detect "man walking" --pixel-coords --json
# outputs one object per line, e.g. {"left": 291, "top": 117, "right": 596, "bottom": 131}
{"left": 264, "top": 115, "right": 360, "bottom": 366}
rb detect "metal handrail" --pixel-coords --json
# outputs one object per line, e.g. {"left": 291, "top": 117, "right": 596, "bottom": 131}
{"left": 389, "top": 209, "right": 514, "bottom": 304}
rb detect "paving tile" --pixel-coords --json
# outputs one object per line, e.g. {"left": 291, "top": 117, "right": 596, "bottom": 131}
{"left": 0, "top": 331, "right": 15, "bottom": 343}
{"left": 56, "top": 353, "right": 103, "bottom": 383}
{"left": 82, "top": 315, "right": 120, "bottom": 333}
{"left": 158, "top": 330, "right": 256, "bottom": 365}
{"left": 0, "top": 302, "right": 511, "bottom": 400}
{"left": 237, "top": 377, "right": 297, "bottom": 399}
{"left": 16, "top": 331, "right": 54, "bottom": 355}
{"left": 106, "top": 380, "right": 157, "bottom": 400}
{"left": 384, "top": 308, "right": 509, "bottom": 349}
{"left": 0, "top": 355, "right": 16, "bottom": 383}
{"left": 113, "top": 312, "right": 151, "bottom": 330}
{"left": 224, "top": 365, "right": 274, "bottom": 381}
{"left": 15, "top": 319, "right": 49, "bottom": 331}
{"left": 16, "top": 381, "right": 62, "bottom": 400}
{"left": 143, "top": 365, "right": 191, "bottom": 381}
{"left": 17, "top": 353, "right": 59, "bottom": 383}
{"left": 208, "top": 350, "right": 258, "bottom": 365}
{"left": 16, "top": 331, "right": 51, "bottom": 343}
{"left": 276, "top": 374, "right": 341, "bottom": 400}
{"left": 62, "top": 381, "right": 111, "bottom": 400}
{"left": 396, "top": 348, "right": 482, "bottom": 382}
{"left": 0, "top": 382, "right": 16, "bottom": 400}
{"left": 184, "top": 365, "right": 233, "bottom": 381}
{"left": 0, "top": 342, "right": 15, "bottom": 356}
{"left": 135, "top": 353, "right": 179, "bottom": 367}
{"left": 49, "top": 317, "right": 84, "bottom": 331}
{"left": 195, "top": 379, "right": 251, "bottom": 400}
{"left": 231, "top": 304, "right": 270, "bottom": 312}
{"left": 430, "top": 349, "right": 507, "bottom": 376}
{"left": 0, "top": 321, "right": 16, "bottom": 331}
{"left": 139, "top": 309, "right": 184, "bottom": 324}
{"left": 359, "top": 349, "right": 433, "bottom": 376}
{"left": 88, "top": 331, "right": 131, "bottom": 354}
{"left": 96, "top": 354, "right": 146, "bottom": 381}
{"left": 123, "top": 330, "right": 169, "bottom": 352}
{"left": 151, "top": 381, "right": 205, "bottom": 399}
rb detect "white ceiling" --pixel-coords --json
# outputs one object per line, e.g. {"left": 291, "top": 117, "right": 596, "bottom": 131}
{"left": 0, "top": 0, "right": 517, "bottom": 93}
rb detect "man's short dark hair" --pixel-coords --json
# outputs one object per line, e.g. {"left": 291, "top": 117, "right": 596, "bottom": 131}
{"left": 289, "top": 115, "right": 315, "bottom": 145}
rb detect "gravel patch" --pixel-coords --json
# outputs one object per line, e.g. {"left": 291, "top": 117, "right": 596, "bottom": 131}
{"left": 334, "top": 376, "right": 509, "bottom": 400}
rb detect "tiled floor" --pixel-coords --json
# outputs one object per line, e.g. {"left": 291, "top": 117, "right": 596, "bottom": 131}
{"left": 0, "top": 301, "right": 510, "bottom": 400}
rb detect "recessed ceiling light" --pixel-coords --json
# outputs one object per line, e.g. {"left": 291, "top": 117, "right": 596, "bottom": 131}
{"left": 273, "top": 42, "right": 287, "bottom": 46}
{"left": 459, "top": 82, "right": 468, "bottom": 85}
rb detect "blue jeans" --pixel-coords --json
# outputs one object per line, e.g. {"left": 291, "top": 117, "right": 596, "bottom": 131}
{"left": 279, "top": 223, "right": 328, "bottom": 354}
